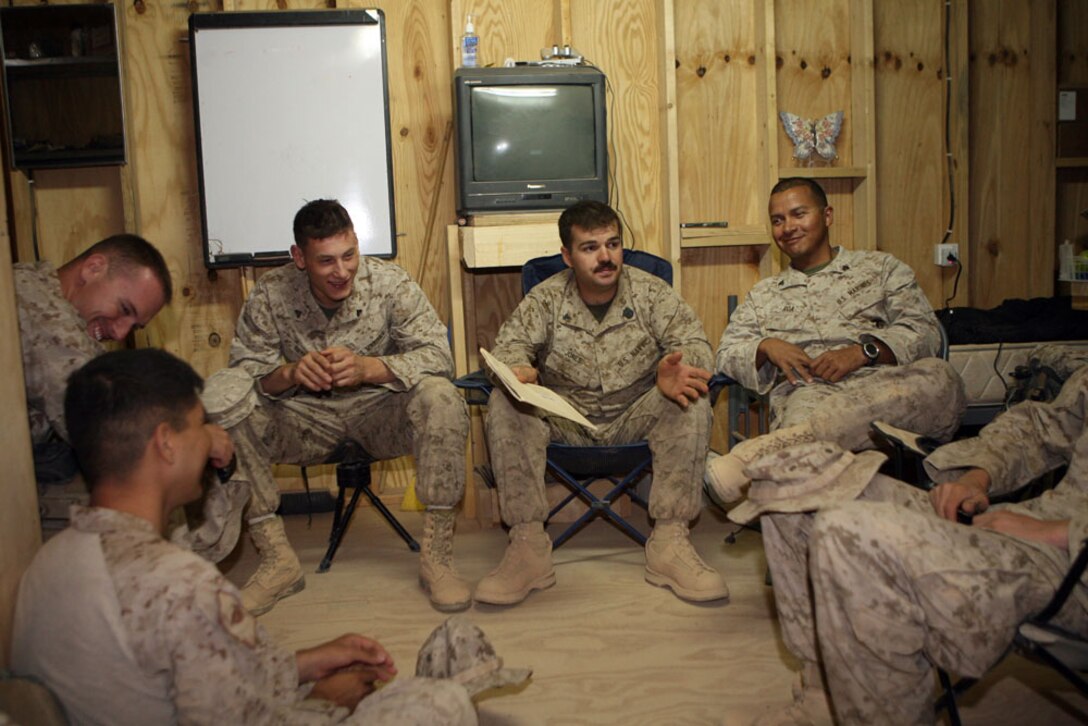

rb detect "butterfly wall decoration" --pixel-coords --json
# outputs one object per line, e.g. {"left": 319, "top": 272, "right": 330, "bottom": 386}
{"left": 779, "top": 111, "right": 844, "bottom": 164}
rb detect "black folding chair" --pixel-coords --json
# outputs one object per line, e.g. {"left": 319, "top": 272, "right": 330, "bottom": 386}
{"left": 937, "top": 538, "right": 1088, "bottom": 724}
{"left": 310, "top": 441, "right": 419, "bottom": 574}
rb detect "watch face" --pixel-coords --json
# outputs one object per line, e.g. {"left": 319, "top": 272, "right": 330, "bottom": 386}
{"left": 863, "top": 342, "right": 880, "bottom": 362}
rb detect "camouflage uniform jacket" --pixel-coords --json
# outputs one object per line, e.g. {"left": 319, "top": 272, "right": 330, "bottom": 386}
{"left": 491, "top": 265, "right": 712, "bottom": 423}
{"left": 715, "top": 247, "right": 940, "bottom": 395}
{"left": 926, "top": 365, "right": 1088, "bottom": 567}
{"left": 14, "top": 261, "right": 102, "bottom": 443}
{"left": 12, "top": 506, "right": 349, "bottom": 725}
{"left": 230, "top": 258, "right": 453, "bottom": 395}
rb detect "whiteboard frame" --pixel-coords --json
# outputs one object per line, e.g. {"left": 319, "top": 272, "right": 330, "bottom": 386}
{"left": 189, "top": 9, "right": 397, "bottom": 268}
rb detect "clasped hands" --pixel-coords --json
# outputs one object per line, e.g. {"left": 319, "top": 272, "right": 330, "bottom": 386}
{"left": 759, "top": 338, "right": 866, "bottom": 386}
{"left": 929, "top": 468, "right": 1069, "bottom": 550}
{"left": 298, "top": 634, "right": 397, "bottom": 711}
{"left": 290, "top": 346, "right": 392, "bottom": 392}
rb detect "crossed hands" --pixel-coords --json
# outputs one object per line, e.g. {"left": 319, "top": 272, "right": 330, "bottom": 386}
{"left": 656, "top": 351, "right": 711, "bottom": 409}
{"left": 929, "top": 468, "right": 1069, "bottom": 550}
{"left": 298, "top": 634, "right": 397, "bottom": 711}
{"left": 289, "top": 347, "right": 392, "bottom": 392}
{"left": 758, "top": 338, "right": 866, "bottom": 386}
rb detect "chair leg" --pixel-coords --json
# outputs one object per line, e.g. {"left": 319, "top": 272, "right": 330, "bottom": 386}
{"left": 359, "top": 484, "right": 420, "bottom": 552}
{"left": 935, "top": 668, "right": 964, "bottom": 726}
{"left": 318, "top": 484, "right": 366, "bottom": 573}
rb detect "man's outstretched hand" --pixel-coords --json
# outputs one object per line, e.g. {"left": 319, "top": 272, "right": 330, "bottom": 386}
{"left": 656, "top": 351, "right": 711, "bottom": 408}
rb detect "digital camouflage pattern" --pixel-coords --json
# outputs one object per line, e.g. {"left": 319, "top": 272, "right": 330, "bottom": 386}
{"left": 715, "top": 247, "right": 943, "bottom": 430}
{"left": 487, "top": 265, "right": 712, "bottom": 524}
{"left": 415, "top": 616, "right": 531, "bottom": 697}
{"left": 491, "top": 265, "right": 713, "bottom": 421}
{"left": 792, "top": 368, "right": 1088, "bottom": 724}
{"left": 13, "top": 506, "right": 476, "bottom": 725}
{"left": 14, "top": 262, "right": 102, "bottom": 444}
{"left": 220, "top": 259, "right": 467, "bottom": 517}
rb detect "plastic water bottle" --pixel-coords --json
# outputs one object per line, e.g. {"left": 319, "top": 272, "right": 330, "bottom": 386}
{"left": 1060, "top": 239, "right": 1074, "bottom": 281}
{"left": 461, "top": 14, "right": 478, "bottom": 68}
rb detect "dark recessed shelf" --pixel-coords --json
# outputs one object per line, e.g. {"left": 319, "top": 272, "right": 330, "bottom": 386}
{"left": 0, "top": 4, "right": 126, "bottom": 170}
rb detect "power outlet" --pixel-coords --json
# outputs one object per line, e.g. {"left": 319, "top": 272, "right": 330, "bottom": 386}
{"left": 935, "top": 243, "right": 960, "bottom": 267}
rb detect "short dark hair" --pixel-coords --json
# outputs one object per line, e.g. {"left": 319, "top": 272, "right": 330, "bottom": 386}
{"left": 558, "top": 200, "right": 621, "bottom": 249}
{"left": 74, "top": 234, "right": 173, "bottom": 305}
{"left": 64, "top": 349, "right": 203, "bottom": 488}
{"left": 770, "top": 177, "right": 829, "bottom": 209}
{"left": 293, "top": 199, "right": 354, "bottom": 247}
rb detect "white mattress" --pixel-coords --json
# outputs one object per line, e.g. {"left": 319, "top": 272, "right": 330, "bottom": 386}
{"left": 949, "top": 340, "right": 1088, "bottom": 405}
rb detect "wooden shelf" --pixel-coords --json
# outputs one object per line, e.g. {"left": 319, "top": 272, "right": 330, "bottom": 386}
{"left": 680, "top": 225, "right": 770, "bottom": 249}
{"left": 1057, "top": 158, "right": 1088, "bottom": 169}
{"left": 778, "top": 166, "right": 868, "bottom": 179}
{"left": 5, "top": 56, "right": 117, "bottom": 80}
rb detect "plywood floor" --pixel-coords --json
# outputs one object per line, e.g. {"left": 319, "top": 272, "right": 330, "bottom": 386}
{"left": 221, "top": 508, "right": 1088, "bottom": 725}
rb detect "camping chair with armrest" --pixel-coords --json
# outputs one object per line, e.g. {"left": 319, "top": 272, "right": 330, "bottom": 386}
{"left": 458, "top": 249, "right": 726, "bottom": 548}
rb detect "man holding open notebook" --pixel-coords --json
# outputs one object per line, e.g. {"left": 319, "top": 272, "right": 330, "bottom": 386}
{"left": 474, "top": 200, "right": 728, "bottom": 606}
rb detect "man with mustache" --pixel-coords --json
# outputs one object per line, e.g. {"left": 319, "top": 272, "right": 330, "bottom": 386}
{"left": 710, "top": 178, "right": 965, "bottom": 723}
{"left": 14, "top": 233, "right": 174, "bottom": 484}
{"left": 223, "top": 199, "right": 470, "bottom": 615}
{"left": 475, "top": 200, "right": 728, "bottom": 605}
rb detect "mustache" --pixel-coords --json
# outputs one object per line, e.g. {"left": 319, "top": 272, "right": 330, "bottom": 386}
{"left": 593, "top": 262, "right": 617, "bottom": 273}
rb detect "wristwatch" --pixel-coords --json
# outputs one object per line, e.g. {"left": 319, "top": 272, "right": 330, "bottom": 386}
{"left": 861, "top": 341, "right": 881, "bottom": 366}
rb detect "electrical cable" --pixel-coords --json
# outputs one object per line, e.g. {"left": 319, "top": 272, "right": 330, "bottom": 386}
{"left": 940, "top": 0, "right": 960, "bottom": 310}
{"left": 584, "top": 57, "right": 636, "bottom": 249}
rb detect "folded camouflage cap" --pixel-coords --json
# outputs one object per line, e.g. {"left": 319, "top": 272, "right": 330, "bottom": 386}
{"left": 200, "top": 368, "right": 257, "bottom": 429}
{"left": 728, "top": 441, "right": 885, "bottom": 525}
{"left": 415, "top": 616, "right": 531, "bottom": 698}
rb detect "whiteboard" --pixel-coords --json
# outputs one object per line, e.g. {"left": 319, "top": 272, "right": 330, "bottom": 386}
{"left": 190, "top": 10, "right": 396, "bottom": 267}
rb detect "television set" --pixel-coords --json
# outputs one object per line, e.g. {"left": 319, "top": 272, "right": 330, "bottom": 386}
{"left": 453, "top": 65, "right": 608, "bottom": 215}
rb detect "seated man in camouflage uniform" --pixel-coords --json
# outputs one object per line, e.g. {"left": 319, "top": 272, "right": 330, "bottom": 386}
{"left": 475, "top": 200, "right": 729, "bottom": 606}
{"left": 708, "top": 177, "right": 965, "bottom": 499}
{"left": 766, "top": 365, "right": 1088, "bottom": 725}
{"left": 15, "top": 234, "right": 244, "bottom": 557}
{"left": 225, "top": 199, "right": 470, "bottom": 614}
{"left": 12, "top": 349, "right": 475, "bottom": 725}
{"left": 14, "top": 234, "right": 175, "bottom": 483}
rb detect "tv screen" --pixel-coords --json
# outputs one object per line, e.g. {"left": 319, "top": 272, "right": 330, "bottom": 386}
{"left": 454, "top": 65, "right": 608, "bottom": 214}
{"left": 470, "top": 85, "right": 596, "bottom": 182}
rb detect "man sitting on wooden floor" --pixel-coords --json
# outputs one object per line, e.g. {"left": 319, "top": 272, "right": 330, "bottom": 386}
{"left": 12, "top": 349, "right": 476, "bottom": 725}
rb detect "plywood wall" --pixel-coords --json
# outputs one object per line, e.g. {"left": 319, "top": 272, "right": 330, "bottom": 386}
{"left": 968, "top": 0, "right": 1056, "bottom": 308}
{"left": 0, "top": 190, "right": 39, "bottom": 667}
{"left": 0, "top": 0, "right": 1067, "bottom": 505}
{"left": 874, "top": 0, "right": 969, "bottom": 308}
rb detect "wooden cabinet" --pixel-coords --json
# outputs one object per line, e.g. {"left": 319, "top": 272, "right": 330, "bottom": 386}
{"left": 0, "top": 4, "right": 125, "bottom": 169}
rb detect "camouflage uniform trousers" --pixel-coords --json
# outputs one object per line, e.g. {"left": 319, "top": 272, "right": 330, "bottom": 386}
{"left": 341, "top": 677, "right": 475, "bottom": 725}
{"left": 772, "top": 357, "right": 966, "bottom": 449}
{"left": 485, "top": 384, "right": 711, "bottom": 525}
{"left": 808, "top": 496, "right": 1087, "bottom": 726}
{"left": 761, "top": 474, "right": 931, "bottom": 665}
{"left": 233, "top": 376, "right": 468, "bottom": 518}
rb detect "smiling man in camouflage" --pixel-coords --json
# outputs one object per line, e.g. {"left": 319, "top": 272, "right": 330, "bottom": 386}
{"left": 223, "top": 199, "right": 470, "bottom": 615}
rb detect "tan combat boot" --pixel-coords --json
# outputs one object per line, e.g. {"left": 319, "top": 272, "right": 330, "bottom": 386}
{"left": 644, "top": 519, "right": 729, "bottom": 602}
{"left": 752, "top": 661, "right": 834, "bottom": 726}
{"left": 473, "top": 522, "right": 556, "bottom": 605}
{"left": 241, "top": 516, "right": 305, "bottom": 616}
{"left": 704, "top": 423, "right": 816, "bottom": 504}
{"left": 419, "top": 509, "right": 471, "bottom": 612}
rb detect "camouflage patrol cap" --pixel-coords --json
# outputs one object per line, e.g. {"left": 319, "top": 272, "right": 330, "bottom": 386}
{"left": 728, "top": 442, "right": 885, "bottom": 525}
{"left": 416, "top": 616, "right": 531, "bottom": 698}
{"left": 200, "top": 368, "right": 257, "bottom": 429}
